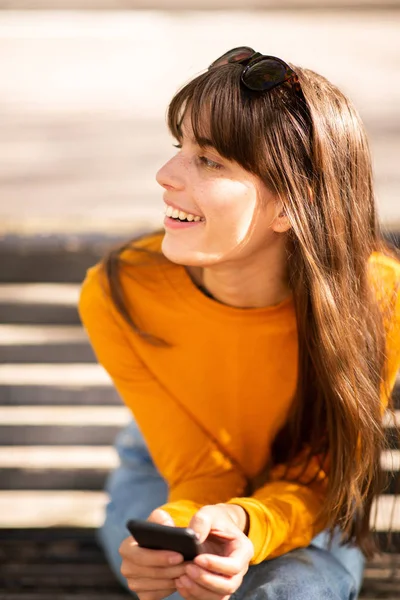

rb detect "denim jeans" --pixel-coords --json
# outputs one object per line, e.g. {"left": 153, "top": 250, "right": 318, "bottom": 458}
{"left": 98, "top": 419, "right": 365, "bottom": 599}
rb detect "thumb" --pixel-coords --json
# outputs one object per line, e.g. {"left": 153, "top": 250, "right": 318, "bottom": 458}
{"left": 148, "top": 508, "right": 175, "bottom": 527}
{"left": 189, "top": 508, "right": 212, "bottom": 545}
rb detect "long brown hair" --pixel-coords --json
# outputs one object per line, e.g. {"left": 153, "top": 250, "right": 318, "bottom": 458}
{"left": 102, "top": 61, "right": 399, "bottom": 556}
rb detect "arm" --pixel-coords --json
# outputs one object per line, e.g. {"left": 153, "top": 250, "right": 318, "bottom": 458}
{"left": 224, "top": 450, "right": 329, "bottom": 565}
{"left": 223, "top": 265, "right": 400, "bottom": 566}
{"left": 79, "top": 265, "right": 248, "bottom": 523}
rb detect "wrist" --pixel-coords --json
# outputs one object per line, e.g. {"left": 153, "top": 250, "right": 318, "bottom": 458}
{"left": 217, "top": 503, "right": 250, "bottom": 535}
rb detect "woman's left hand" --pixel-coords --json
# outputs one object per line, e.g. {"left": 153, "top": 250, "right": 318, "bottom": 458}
{"left": 175, "top": 504, "right": 254, "bottom": 600}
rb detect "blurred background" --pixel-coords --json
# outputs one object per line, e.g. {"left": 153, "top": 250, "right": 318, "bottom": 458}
{"left": 0, "top": 1, "right": 399, "bottom": 598}
{"left": 0, "top": 2, "right": 399, "bottom": 236}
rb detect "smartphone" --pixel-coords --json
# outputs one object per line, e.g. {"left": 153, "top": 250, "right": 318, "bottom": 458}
{"left": 126, "top": 519, "right": 203, "bottom": 562}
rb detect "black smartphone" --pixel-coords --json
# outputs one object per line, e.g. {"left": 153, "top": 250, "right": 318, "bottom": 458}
{"left": 126, "top": 519, "right": 203, "bottom": 562}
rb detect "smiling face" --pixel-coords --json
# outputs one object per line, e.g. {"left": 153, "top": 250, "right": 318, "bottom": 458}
{"left": 156, "top": 111, "right": 290, "bottom": 271}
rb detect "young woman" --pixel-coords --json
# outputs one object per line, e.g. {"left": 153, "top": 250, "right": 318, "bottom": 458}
{"left": 79, "top": 47, "right": 400, "bottom": 600}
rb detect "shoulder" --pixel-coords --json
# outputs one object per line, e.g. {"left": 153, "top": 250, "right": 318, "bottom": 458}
{"left": 119, "top": 229, "right": 165, "bottom": 265}
{"left": 78, "top": 229, "right": 167, "bottom": 327}
{"left": 368, "top": 249, "right": 400, "bottom": 282}
{"left": 78, "top": 261, "right": 113, "bottom": 332}
{"left": 367, "top": 249, "right": 400, "bottom": 316}
{"left": 368, "top": 249, "right": 400, "bottom": 388}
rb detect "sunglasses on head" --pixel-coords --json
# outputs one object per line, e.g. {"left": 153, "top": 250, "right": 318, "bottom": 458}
{"left": 208, "top": 46, "right": 303, "bottom": 96}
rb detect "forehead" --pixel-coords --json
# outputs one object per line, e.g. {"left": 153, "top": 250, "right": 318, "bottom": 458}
{"left": 179, "top": 106, "right": 213, "bottom": 146}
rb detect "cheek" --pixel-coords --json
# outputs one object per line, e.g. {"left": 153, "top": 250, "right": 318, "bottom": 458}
{"left": 197, "top": 179, "right": 257, "bottom": 221}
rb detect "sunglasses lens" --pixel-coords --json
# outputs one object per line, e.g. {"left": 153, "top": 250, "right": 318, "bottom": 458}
{"left": 243, "top": 59, "right": 289, "bottom": 91}
{"left": 209, "top": 46, "right": 255, "bottom": 68}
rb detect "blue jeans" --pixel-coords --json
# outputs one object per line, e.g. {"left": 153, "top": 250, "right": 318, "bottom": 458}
{"left": 98, "top": 420, "right": 365, "bottom": 599}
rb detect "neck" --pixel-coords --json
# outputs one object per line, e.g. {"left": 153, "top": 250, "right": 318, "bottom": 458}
{"left": 186, "top": 243, "right": 291, "bottom": 309}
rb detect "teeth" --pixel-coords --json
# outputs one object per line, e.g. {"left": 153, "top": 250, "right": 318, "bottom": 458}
{"left": 165, "top": 204, "right": 204, "bottom": 222}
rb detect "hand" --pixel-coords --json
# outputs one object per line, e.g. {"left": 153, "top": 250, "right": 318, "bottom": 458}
{"left": 119, "top": 509, "right": 187, "bottom": 600}
{"left": 175, "top": 504, "right": 254, "bottom": 600}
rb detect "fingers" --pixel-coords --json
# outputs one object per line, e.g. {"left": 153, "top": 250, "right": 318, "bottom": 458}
{"left": 189, "top": 508, "right": 213, "bottom": 544}
{"left": 134, "top": 594, "right": 175, "bottom": 600}
{"left": 193, "top": 551, "right": 251, "bottom": 578}
{"left": 194, "top": 534, "right": 253, "bottom": 577}
{"left": 147, "top": 508, "right": 175, "bottom": 527}
{"left": 119, "top": 537, "right": 184, "bottom": 568}
{"left": 126, "top": 576, "right": 178, "bottom": 593}
{"left": 133, "top": 594, "right": 174, "bottom": 600}
{"left": 122, "top": 561, "right": 187, "bottom": 581}
{"left": 177, "top": 564, "right": 243, "bottom": 597}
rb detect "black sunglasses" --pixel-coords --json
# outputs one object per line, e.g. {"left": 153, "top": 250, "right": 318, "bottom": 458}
{"left": 208, "top": 46, "right": 303, "bottom": 96}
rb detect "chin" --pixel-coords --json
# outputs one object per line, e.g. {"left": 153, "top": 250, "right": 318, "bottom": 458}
{"left": 161, "top": 237, "right": 190, "bottom": 264}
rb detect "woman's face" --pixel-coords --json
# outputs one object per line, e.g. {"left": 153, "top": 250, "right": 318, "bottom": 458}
{"left": 156, "top": 112, "right": 287, "bottom": 269}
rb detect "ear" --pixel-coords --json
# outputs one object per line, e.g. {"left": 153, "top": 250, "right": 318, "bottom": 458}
{"left": 272, "top": 201, "right": 291, "bottom": 233}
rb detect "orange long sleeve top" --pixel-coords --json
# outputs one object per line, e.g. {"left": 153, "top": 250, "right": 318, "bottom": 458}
{"left": 78, "top": 231, "right": 400, "bottom": 565}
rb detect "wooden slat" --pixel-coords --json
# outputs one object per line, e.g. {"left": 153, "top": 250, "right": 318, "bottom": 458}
{"left": 0, "top": 563, "right": 126, "bottom": 590}
{"left": 1, "top": 460, "right": 398, "bottom": 493}
{"left": 1, "top": 425, "right": 398, "bottom": 448}
{"left": 3, "top": 468, "right": 397, "bottom": 495}
{"left": 0, "top": 325, "right": 87, "bottom": 344}
{"left": 0, "top": 385, "right": 121, "bottom": 406}
{"left": 0, "top": 425, "right": 121, "bottom": 445}
{"left": 0, "top": 446, "right": 118, "bottom": 468}
{"left": 0, "top": 303, "right": 81, "bottom": 325}
{"left": 0, "top": 368, "right": 398, "bottom": 407}
{"left": 0, "top": 324, "right": 94, "bottom": 363}
{"left": 0, "top": 284, "right": 80, "bottom": 305}
{"left": 0, "top": 491, "right": 398, "bottom": 531}
{"left": 5, "top": 405, "right": 400, "bottom": 429}
{"left": 0, "top": 469, "right": 109, "bottom": 491}
{"left": 0, "top": 237, "right": 122, "bottom": 285}
{"left": 0, "top": 344, "right": 95, "bottom": 363}
{"left": 0, "top": 364, "right": 111, "bottom": 386}
{"left": 0, "top": 529, "right": 399, "bottom": 598}
{"left": 0, "top": 406, "right": 130, "bottom": 426}
{"left": 0, "top": 284, "right": 82, "bottom": 324}
{"left": 0, "top": 491, "right": 108, "bottom": 527}
{"left": 1, "top": 448, "right": 397, "bottom": 492}
{"left": 0, "top": 446, "right": 118, "bottom": 491}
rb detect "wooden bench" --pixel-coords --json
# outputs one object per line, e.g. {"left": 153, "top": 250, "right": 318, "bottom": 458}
{"left": 0, "top": 231, "right": 399, "bottom": 599}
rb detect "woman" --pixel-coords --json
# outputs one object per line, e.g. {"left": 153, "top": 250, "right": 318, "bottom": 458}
{"left": 79, "top": 47, "right": 400, "bottom": 600}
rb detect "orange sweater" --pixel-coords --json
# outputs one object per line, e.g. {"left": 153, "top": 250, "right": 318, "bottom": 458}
{"left": 78, "top": 231, "right": 400, "bottom": 565}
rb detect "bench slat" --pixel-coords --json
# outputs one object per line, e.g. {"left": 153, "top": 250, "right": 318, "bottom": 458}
{"left": 0, "top": 529, "right": 399, "bottom": 598}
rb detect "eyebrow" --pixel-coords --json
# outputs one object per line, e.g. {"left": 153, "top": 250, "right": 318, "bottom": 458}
{"left": 179, "top": 130, "right": 215, "bottom": 149}
{"left": 196, "top": 136, "right": 214, "bottom": 148}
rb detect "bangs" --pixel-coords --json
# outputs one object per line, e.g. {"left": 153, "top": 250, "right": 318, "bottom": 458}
{"left": 167, "top": 64, "right": 281, "bottom": 186}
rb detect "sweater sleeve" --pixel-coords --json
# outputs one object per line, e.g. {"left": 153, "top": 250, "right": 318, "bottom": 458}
{"left": 226, "top": 450, "right": 329, "bottom": 565}
{"left": 78, "top": 265, "right": 248, "bottom": 526}
{"left": 226, "top": 278, "right": 400, "bottom": 566}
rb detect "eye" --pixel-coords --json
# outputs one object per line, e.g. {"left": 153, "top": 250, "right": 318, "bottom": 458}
{"left": 198, "top": 156, "right": 222, "bottom": 170}
{"left": 172, "top": 143, "right": 222, "bottom": 170}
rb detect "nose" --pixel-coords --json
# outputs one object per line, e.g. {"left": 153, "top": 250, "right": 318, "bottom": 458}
{"left": 156, "top": 155, "right": 185, "bottom": 192}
